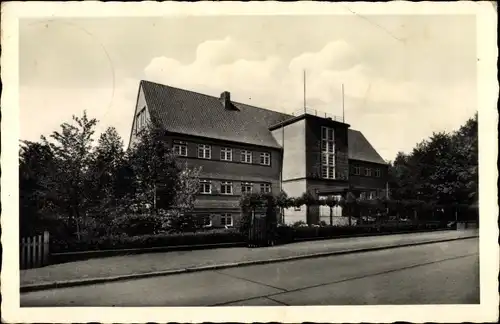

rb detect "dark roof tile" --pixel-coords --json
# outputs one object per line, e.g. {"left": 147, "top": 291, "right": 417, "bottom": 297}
{"left": 140, "top": 80, "right": 386, "bottom": 164}
{"left": 142, "top": 80, "right": 291, "bottom": 149}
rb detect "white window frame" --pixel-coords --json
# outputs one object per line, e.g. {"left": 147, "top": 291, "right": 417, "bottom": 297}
{"left": 353, "top": 166, "right": 361, "bottom": 175}
{"left": 260, "top": 183, "right": 272, "bottom": 193}
{"left": 173, "top": 142, "right": 187, "bottom": 157}
{"left": 220, "top": 181, "right": 233, "bottom": 195}
{"left": 199, "top": 180, "right": 212, "bottom": 194}
{"left": 198, "top": 144, "right": 211, "bottom": 159}
{"left": 375, "top": 168, "right": 381, "bottom": 177}
{"left": 241, "top": 150, "right": 252, "bottom": 163}
{"left": 199, "top": 214, "right": 212, "bottom": 227}
{"left": 241, "top": 182, "right": 253, "bottom": 194}
{"left": 259, "top": 152, "right": 271, "bottom": 166}
{"left": 220, "top": 147, "right": 233, "bottom": 161}
{"left": 220, "top": 213, "right": 233, "bottom": 227}
{"left": 321, "top": 126, "right": 335, "bottom": 179}
{"left": 364, "top": 168, "right": 372, "bottom": 177}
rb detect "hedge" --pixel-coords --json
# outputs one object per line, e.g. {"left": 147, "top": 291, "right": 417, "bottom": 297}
{"left": 51, "top": 228, "right": 245, "bottom": 253}
{"left": 275, "top": 222, "right": 447, "bottom": 244}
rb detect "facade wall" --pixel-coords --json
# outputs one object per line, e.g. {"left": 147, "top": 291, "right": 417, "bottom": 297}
{"left": 348, "top": 159, "right": 389, "bottom": 193}
{"left": 304, "top": 117, "right": 350, "bottom": 181}
{"left": 129, "top": 85, "right": 151, "bottom": 147}
{"left": 271, "top": 119, "right": 307, "bottom": 181}
{"left": 162, "top": 134, "right": 282, "bottom": 226}
{"left": 281, "top": 179, "right": 307, "bottom": 225}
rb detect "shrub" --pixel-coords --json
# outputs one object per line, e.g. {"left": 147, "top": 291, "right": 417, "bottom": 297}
{"left": 111, "top": 213, "right": 165, "bottom": 236}
{"left": 51, "top": 228, "right": 245, "bottom": 253}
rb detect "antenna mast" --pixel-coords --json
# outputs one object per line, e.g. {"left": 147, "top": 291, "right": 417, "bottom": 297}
{"left": 342, "top": 83, "right": 345, "bottom": 123}
{"left": 303, "top": 70, "right": 306, "bottom": 113}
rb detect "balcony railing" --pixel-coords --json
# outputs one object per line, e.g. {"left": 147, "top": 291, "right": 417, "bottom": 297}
{"left": 292, "top": 108, "right": 344, "bottom": 122}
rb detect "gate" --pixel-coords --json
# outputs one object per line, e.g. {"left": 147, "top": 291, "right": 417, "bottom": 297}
{"left": 247, "top": 210, "right": 277, "bottom": 247}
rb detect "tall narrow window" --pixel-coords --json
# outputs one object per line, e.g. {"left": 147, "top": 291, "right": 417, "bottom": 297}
{"left": 198, "top": 144, "right": 211, "bottom": 159}
{"left": 173, "top": 142, "right": 187, "bottom": 157}
{"left": 321, "top": 126, "right": 335, "bottom": 179}
{"left": 220, "top": 214, "right": 233, "bottom": 227}
{"left": 260, "top": 152, "right": 271, "bottom": 166}
{"left": 220, "top": 148, "right": 232, "bottom": 161}
{"left": 241, "top": 150, "right": 252, "bottom": 163}
{"left": 364, "top": 168, "right": 372, "bottom": 177}
{"left": 241, "top": 182, "right": 253, "bottom": 194}
{"left": 220, "top": 181, "right": 233, "bottom": 195}
{"left": 375, "top": 168, "right": 381, "bottom": 177}
{"left": 353, "top": 166, "right": 361, "bottom": 175}
{"left": 199, "top": 180, "right": 212, "bottom": 194}
{"left": 260, "top": 183, "right": 271, "bottom": 193}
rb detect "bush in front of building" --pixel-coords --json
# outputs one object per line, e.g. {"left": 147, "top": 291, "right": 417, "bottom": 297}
{"left": 50, "top": 228, "right": 245, "bottom": 253}
{"left": 275, "top": 221, "right": 448, "bottom": 243}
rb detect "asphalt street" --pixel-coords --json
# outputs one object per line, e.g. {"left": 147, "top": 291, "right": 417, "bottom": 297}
{"left": 21, "top": 238, "right": 479, "bottom": 306}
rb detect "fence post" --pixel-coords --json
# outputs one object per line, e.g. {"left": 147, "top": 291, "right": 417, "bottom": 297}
{"left": 21, "top": 237, "right": 25, "bottom": 269}
{"left": 27, "top": 236, "right": 32, "bottom": 269}
{"left": 43, "top": 231, "right": 50, "bottom": 266}
{"left": 37, "top": 234, "right": 43, "bottom": 267}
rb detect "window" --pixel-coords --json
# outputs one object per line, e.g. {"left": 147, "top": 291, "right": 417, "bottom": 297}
{"left": 220, "top": 147, "right": 232, "bottom": 161}
{"left": 260, "top": 152, "right": 271, "bottom": 166}
{"left": 241, "top": 182, "right": 253, "bottom": 194}
{"left": 135, "top": 108, "right": 147, "bottom": 133}
{"left": 220, "top": 214, "right": 233, "bottom": 227}
{"left": 241, "top": 150, "right": 252, "bottom": 163}
{"left": 260, "top": 183, "right": 271, "bottom": 193}
{"left": 375, "top": 168, "right": 381, "bottom": 177}
{"left": 198, "top": 144, "right": 211, "bottom": 159}
{"left": 198, "top": 214, "right": 212, "bottom": 227}
{"left": 173, "top": 142, "right": 187, "bottom": 157}
{"left": 321, "top": 126, "right": 335, "bottom": 179}
{"left": 199, "top": 180, "right": 211, "bottom": 194}
{"left": 353, "top": 166, "right": 361, "bottom": 175}
{"left": 364, "top": 168, "right": 372, "bottom": 177}
{"left": 220, "top": 181, "right": 233, "bottom": 195}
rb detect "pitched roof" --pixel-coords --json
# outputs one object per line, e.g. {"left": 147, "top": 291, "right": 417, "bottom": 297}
{"left": 348, "top": 129, "right": 387, "bottom": 164}
{"left": 139, "top": 80, "right": 387, "bottom": 164}
{"left": 141, "top": 80, "right": 291, "bottom": 149}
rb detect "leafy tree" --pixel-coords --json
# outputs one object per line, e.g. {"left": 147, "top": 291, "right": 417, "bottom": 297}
{"left": 127, "top": 124, "right": 181, "bottom": 213}
{"left": 39, "top": 111, "right": 98, "bottom": 240}
{"left": 19, "top": 140, "right": 57, "bottom": 236}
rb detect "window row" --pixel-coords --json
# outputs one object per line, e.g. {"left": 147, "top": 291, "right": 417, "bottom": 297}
{"left": 200, "top": 213, "right": 233, "bottom": 227}
{"left": 352, "top": 166, "right": 382, "bottom": 177}
{"left": 360, "top": 191, "right": 379, "bottom": 200}
{"left": 172, "top": 142, "right": 271, "bottom": 166}
{"left": 199, "top": 181, "right": 272, "bottom": 195}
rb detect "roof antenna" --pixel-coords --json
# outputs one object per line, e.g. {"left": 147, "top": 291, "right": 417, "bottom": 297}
{"left": 342, "top": 83, "right": 345, "bottom": 123}
{"left": 303, "top": 70, "right": 306, "bottom": 114}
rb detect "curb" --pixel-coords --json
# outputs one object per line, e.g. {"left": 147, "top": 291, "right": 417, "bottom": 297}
{"left": 20, "top": 235, "right": 478, "bottom": 293}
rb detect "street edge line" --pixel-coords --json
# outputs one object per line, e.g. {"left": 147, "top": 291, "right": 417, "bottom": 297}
{"left": 20, "top": 235, "right": 478, "bottom": 293}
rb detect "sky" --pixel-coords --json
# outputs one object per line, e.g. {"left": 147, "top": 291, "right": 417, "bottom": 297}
{"left": 19, "top": 14, "right": 477, "bottom": 161}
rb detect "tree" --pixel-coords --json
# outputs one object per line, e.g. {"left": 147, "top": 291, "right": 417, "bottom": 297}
{"left": 87, "top": 127, "right": 131, "bottom": 234}
{"left": 19, "top": 140, "right": 57, "bottom": 236}
{"left": 39, "top": 111, "right": 98, "bottom": 240}
{"left": 127, "top": 124, "right": 182, "bottom": 213}
{"left": 387, "top": 113, "right": 478, "bottom": 218}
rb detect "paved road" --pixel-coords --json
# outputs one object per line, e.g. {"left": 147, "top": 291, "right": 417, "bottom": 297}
{"left": 21, "top": 238, "right": 479, "bottom": 306}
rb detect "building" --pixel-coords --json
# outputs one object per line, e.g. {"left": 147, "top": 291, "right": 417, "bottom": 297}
{"left": 128, "top": 80, "right": 389, "bottom": 227}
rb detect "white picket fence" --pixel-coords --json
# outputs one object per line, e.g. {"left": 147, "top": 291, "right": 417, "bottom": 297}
{"left": 20, "top": 231, "right": 50, "bottom": 269}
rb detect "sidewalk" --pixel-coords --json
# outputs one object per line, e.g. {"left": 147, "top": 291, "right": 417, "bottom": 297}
{"left": 20, "top": 229, "right": 478, "bottom": 290}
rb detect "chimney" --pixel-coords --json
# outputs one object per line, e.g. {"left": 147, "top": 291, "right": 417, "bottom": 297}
{"left": 220, "top": 91, "right": 232, "bottom": 109}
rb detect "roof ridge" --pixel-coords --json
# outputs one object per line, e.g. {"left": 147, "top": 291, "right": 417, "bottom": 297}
{"left": 140, "top": 79, "right": 292, "bottom": 117}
